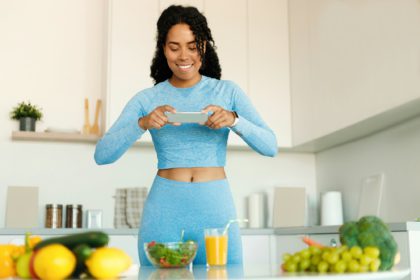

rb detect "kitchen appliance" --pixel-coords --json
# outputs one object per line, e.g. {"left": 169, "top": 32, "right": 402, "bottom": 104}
{"left": 321, "top": 191, "right": 344, "bottom": 226}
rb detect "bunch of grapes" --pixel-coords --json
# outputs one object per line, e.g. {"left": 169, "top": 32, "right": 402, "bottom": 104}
{"left": 281, "top": 245, "right": 381, "bottom": 273}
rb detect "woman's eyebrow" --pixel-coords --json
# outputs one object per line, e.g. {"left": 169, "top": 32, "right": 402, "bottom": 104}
{"left": 167, "top": 40, "right": 196, "bottom": 45}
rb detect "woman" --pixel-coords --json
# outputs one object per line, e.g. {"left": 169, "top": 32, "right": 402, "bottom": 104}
{"left": 94, "top": 5, "right": 277, "bottom": 265}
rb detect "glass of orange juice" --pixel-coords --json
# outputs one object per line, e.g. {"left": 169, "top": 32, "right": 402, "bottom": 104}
{"left": 204, "top": 228, "right": 228, "bottom": 267}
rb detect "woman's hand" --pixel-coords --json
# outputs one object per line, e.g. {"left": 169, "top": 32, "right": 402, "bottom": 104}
{"left": 138, "top": 105, "right": 179, "bottom": 130}
{"left": 202, "top": 105, "right": 236, "bottom": 129}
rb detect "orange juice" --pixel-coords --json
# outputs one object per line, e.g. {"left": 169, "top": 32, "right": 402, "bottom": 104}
{"left": 207, "top": 266, "right": 228, "bottom": 279}
{"left": 205, "top": 235, "right": 228, "bottom": 266}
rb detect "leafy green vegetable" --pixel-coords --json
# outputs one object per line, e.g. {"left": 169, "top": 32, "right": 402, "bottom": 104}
{"left": 339, "top": 216, "right": 398, "bottom": 271}
{"left": 146, "top": 241, "right": 197, "bottom": 268}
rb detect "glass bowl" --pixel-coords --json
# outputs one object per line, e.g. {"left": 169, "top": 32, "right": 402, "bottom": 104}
{"left": 144, "top": 241, "right": 198, "bottom": 268}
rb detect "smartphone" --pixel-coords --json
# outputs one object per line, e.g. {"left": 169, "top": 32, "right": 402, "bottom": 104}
{"left": 165, "top": 112, "right": 208, "bottom": 123}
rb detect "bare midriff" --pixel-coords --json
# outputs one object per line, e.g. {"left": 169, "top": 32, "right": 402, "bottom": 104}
{"left": 157, "top": 167, "right": 226, "bottom": 183}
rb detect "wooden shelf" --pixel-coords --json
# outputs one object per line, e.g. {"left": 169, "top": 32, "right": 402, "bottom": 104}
{"left": 11, "top": 131, "right": 100, "bottom": 143}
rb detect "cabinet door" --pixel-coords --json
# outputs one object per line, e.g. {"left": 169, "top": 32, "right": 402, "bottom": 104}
{"left": 105, "top": 0, "right": 159, "bottom": 142}
{"left": 248, "top": 0, "right": 291, "bottom": 148}
{"left": 205, "top": 0, "right": 248, "bottom": 147}
{"left": 159, "top": 0, "right": 204, "bottom": 12}
{"left": 242, "top": 235, "right": 271, "bottom": 265}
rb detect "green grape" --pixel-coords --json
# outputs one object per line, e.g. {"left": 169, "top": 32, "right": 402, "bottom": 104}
{"left": 359, "top": 255, "right": 372, "bottom": 266}
{"left": 336, "top": 245, "right": 348, "bottom": 254}
{"left": 364, "top": 246, "right": 380, "bottom": 259}
{"left": 359, "top": 265, "right": 369, "bottom": 273}
{"left": 321, "top": 251, "right": 330, "bottom": 262}
{"left": 282, "top": 253, "right": 292, "bottom": 262}
{"left": 299, "top": 259, "right": 311, "bottom": 271}
{"left": 350, "top": 246, "right": 363, "bottom": 259}
{"left": 292, "top": 254, "right": 301, "bottom": 263}
{"left": 311, "top": 254, "right": 321, "bottom": 266}
{"left": 334, "top": 260, "right": 347, "bottom": 273}
{"left": 318, "top": 261, "right": 329, "bottom": 273}
{"left": 299, "top": 248, "right": 311, "bottom": 259}
{"left": 327, "top": 252, "right": 339, "bottom": 265}
{"left": 347, "top": 259, "right": 360, "bottom": 273}
{"left": 341, "top": 251, "right": 352, "bottom": 262}
{"left": 309, "top": 246, "right": 321, "bottom": 255}
{"left": 309, "top": 264, "right": 318, "bottom": 272}
{"left": 285, "top": 261, "right": 297, "bottom": 272}
{"left": 370, "top": 258, "right": 381, "bottom": 272}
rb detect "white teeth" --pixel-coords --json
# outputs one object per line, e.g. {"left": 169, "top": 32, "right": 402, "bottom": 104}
{"left": 178, "top": 65, "right": 192, "bottom": 69}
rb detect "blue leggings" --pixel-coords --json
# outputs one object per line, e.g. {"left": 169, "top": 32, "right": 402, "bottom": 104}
{"left": 138, "top": 175, "right": 243, "bottom": 266}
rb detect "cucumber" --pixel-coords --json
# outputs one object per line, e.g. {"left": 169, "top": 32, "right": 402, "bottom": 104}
{"left": 34, "top": 231, "right": 109, "bottom": 251}
{"left": 72, "top": 244, "right": 93, "bottom": 277}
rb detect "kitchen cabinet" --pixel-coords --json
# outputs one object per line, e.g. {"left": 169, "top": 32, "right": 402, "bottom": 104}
{"left": 241, "top": 235, "right": 272, "bottom": 265}
{"left": 248, "top": 0, "right": 292, "bottom": 148}
{"left": 204, "top": 0, "right": 248, "bottom": 146}
{"left": 105, "top": 0, "right": 159, "bottom": 143}
{"left": 288, "top": 0, "right": 420, "bottom": 150}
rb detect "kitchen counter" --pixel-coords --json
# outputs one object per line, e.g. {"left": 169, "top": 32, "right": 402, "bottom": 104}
{"left": 1, "top": 222, "right": 418, "bottom": 236}
{"left": 127, "top": 264, "right": 410, "bottom": 280}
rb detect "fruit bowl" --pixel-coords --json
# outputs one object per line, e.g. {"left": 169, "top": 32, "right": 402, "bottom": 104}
{"left": 144, "top": 241, "right": 198, "bottom": 268}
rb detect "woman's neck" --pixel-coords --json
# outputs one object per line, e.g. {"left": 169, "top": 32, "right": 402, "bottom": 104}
{"left": 169, "top": 74, "right": 202, "bottom": 88}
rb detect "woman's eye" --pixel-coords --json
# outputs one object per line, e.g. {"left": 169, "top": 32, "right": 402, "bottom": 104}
{"left": 170, "top": 48, "right": 179, "bottom": 52}
{"left": 189, "top": 47, "right": 197, "bottom": 51}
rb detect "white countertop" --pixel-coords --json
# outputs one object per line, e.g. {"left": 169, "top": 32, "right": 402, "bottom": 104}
{"left": 126, "top": 264, "right": 410, "bottom": 280}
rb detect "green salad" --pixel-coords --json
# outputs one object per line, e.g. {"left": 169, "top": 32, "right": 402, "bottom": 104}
{"left": 145, "top": 241, "right": 198, "bottom": 268}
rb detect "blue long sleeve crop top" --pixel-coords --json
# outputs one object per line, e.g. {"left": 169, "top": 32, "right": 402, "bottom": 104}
{"left": 94, "top": 76, "right": 277, "bottom": 168}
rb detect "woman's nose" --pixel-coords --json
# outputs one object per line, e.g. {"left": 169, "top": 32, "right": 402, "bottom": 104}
{"left": 179, "top": 48, "right": 188, "bottom": 60}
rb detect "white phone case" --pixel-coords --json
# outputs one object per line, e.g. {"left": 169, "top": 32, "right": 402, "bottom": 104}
{"left": 166, "top": 112, "right": 208, "bottom": 123}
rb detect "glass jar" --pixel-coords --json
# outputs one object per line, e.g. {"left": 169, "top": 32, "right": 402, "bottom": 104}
{"left": 65, "top": 204, "right": 83, "bottom": 228}
{"left": 45, "top": 204, "right": 63, "bottom": 228}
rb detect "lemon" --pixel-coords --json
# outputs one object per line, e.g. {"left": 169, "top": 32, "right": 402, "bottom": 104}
{"left": 86, "top": 247, "right": 132, "bottom": 279}
{"left": 34, "top": 244, "right": 76, "bottom": 280}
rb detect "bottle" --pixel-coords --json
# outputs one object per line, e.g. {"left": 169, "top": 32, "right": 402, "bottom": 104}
{"left": 45, "top": 204, "right": 63, "bottom": 228}
{"left": 65, "top": 204, "right": 83, "bottom": 228}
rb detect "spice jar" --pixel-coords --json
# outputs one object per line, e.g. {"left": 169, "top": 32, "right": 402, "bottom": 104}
{"left": 65, "top": 204, "right": 83, "bottom": 228}
{"left": 45, "top": 204, "right": 63, "bottom": 228}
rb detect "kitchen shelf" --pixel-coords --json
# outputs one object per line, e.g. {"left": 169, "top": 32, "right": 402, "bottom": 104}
{"left": 10, "top": 131, "right": 259, "bottom": 151}
{"left": 11, "top": 131, "right": 100, "bottom": 143}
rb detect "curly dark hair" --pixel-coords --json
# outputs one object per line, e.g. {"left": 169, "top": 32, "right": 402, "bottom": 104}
{"left": 150, "top": 5, "right": 221, "bottom": 85}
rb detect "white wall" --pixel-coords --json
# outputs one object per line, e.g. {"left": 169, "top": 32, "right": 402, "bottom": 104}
{"left": 0, "top": 1, "right": 317, "bottom": 228}
{"left": 289, "top": 0, "right": 420, "bottom": 145}
{"left": 316, "top": 115, "right": 420, "bottom": 223}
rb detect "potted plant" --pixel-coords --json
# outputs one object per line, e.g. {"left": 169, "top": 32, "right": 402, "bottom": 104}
{"left": 10, "top": 101, "right": 43, "bottom": 131}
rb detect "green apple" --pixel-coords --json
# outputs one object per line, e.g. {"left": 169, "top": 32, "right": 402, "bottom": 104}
{"left": 16, "top": 251, "right": 33, "bottom": 278}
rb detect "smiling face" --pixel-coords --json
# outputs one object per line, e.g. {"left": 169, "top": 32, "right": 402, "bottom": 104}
{"left": 163, "top": 23, "right": 203, "bottom": 88}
